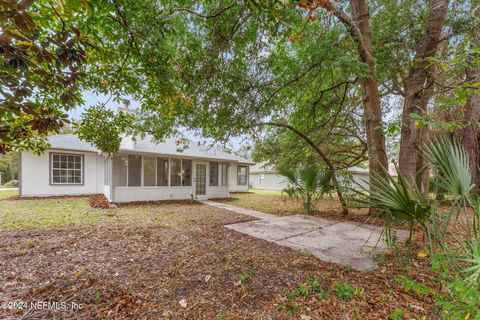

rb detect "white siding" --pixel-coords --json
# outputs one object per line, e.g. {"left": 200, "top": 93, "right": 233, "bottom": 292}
{"left": 20, "top": 150, "right": 104, "bottom": 197}
{"left": 250, "top": 172, "right": 287, "bottom": 190}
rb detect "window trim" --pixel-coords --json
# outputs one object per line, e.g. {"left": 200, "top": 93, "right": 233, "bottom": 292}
{"left": 237, "top": 165, "right": 248, "bottom": 186}
{"left": 49, "top": 152, "right": 84, "bottom": 185}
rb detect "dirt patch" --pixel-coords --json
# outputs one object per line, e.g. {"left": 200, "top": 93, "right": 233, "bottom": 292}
{"left": 0, "top": 204, "right": 440, "bottom": 319}
{"left": 208, "top": 197, "right": 239, "bottom": 202}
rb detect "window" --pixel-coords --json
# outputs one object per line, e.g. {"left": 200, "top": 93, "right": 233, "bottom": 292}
{"left": 259, "top": 174, "right": 265, "bottom": 185}
{"left": 112, "top": 155, "right": 127, "bottom": 187}
{"left": 209, "top": 162, "right": 218, "bottom": 186}
{"left": 170, "top": 158, "right": 181, "bottom": 186}
{"left": 170, "top": 158, "right": 192, "bottom": 186}
{"left": 182, "top": 160, "right": 192, "bottom": 186}
{"left": 237, "top": 165, "right": 247, "bottom": 185}
{"left": 143, "top": 156, "right": 156, "bottom": 187}
{"left": 51, "top": 153, "right": 83, "bottom": 184}
{"left": 128, "top": 155, "right": 142, "bottom": 187}
{"left": 157, "top": 158, "right": 169, "bottom": 186}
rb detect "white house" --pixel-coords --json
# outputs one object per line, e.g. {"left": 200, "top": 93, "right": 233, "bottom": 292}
{"left": 249, "top": 162, "right": 394, "bottom": 190}
{"left": 19, "top": 134, "right": 252, "bottom": 202}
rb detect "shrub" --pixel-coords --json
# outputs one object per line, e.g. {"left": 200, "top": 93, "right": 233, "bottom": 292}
{"left": 278, "top": 164, "right": 333, "bottom": 214}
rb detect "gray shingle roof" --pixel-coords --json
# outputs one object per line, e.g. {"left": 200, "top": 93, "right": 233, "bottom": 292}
{"left": 48, "top": 134, "right": 253, "bottom": 164}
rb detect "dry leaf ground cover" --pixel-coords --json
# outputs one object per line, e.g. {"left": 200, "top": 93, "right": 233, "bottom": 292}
{"left": 0, "top": 190, "right": 440, "bottom": 319}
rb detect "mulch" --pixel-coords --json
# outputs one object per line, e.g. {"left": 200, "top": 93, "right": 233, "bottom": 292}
{"left": 0, "top": 204, "right": 441, "bottom": 319}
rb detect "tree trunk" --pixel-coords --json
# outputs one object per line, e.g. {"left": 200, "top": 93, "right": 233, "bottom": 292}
{"left": 399, "top": 0, "right": 450, "bottom": 189}
{"left": 459, "top": 12, "right": 480, "bottom": 189}
{"left": 349, "top": 0, "right": 388, "bottom": 216}
{"left": 322, "top": 0, "right": 389, "bottom": 192}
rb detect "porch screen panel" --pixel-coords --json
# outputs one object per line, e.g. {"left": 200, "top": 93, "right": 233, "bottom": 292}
{"left": 221, "top": 163, "right": 228, "bottom": 186}
{"left": 170, "top": 158, "right": 181, "bottom": 186}
{"left": 182, "top": 160, "right": 192, "bottom": 186}
{"left": 209, "top": 162, "right": 218, "bottom": 186}
{"left": 157, "top": 158, "right": 169, "bottom": 186}
{"left": 128, "top": 155, "right": 142, "bottom": 187}
{"left": 112, "top": 155, "right": 127, "bottom": 187}
{"left": 143, "top": 156, "right": 156, "bottom": 186}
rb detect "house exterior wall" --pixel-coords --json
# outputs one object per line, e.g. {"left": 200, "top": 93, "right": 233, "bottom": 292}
{"left": 20, "top": 149, "right": 245, "bottom": 201}
{"left": 20, "top": 150, "right": 104, "bottom": 197}
{"left": 250, "top": 172, "right": 287, "bottom": 190}
{"left": 228, "top": 164, "right": 249, "bottom": 192}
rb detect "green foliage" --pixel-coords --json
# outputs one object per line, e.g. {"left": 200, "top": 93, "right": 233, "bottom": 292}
{"left": 423, "top": 136, "right": 473, "bottom": 201}
{"left": 278, "top": 164, "right": 332, "bottom": 214}
{"left": 354, "top": 165, "right": 433, "bottom": 243}
{"left": 388, "top": 309, "right": 406, "bottom": 320}
{"left": 435, "top": 278, "right": 480, "bottom": 320}
{"left": 334, "top": 283, "right": 355, "bottom": 301}
{"left": 395, "top": 276, "right": 431, "bottom": 296}
{"left": 75, "top": 105, "right": 134, "bottom": 154}
{"left": 239, "top": 273, "right": 250, "bottom": 282}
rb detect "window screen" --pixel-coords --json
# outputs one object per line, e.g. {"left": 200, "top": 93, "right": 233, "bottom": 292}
{"left": 112, "top": 155, "right": 127, "bottom": 187}
{"left": 143, "top": 156, "right": 156, "bottom": 186}
{"left": 157, "top": 158, "right": 169, "bottom": 186}
{"left": 209, "top": 162, "right": 218, "bottom": 186}
{"left": 128, "top": 155, "right": 142, "bottom": 187}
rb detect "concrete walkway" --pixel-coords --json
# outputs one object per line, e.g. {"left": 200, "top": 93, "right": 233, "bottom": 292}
{"left": 0, "top": 187, "right": 18, "bottom": 191}
{"left": 201, "top": 200, "right": 408, "bottom": 271}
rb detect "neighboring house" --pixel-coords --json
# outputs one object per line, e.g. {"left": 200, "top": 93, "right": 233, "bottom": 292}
{"left": 249, "top": 162, "right": 395, "bottom": 190}
{"left": 19, "top": 134, "right": 252, "bottom": 202}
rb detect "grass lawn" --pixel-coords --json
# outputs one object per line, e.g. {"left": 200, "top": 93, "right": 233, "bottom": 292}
{"left": 0, "top": 191, "right": 440, "bottom": 319}
{"left": 217, "top": 189, "right": 382, "bottom": 225}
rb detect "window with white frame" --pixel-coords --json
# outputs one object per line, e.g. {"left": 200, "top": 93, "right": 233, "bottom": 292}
{"left": 259, "top": 174, "right": 265, "bottom": 185}
{"left": 51, "top": 153, "right": 83, "bottom": 184}
{"left": 237, "top": 165, "right": 247, "bottom": 185}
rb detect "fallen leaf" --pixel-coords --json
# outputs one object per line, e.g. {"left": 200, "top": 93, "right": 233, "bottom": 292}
{"left": 205, "top": 274, "right": 211, "bottom": 283}
{"left": 179, "top": 299, "right": 187, "bottom": 308}
{"left": 300, "top": 315, "right": 312, "bottom": 320}
{"left": 417, "top": 251, "right": 427, "bottom": 258}
{"left": 233, "top": 280, "right": 241, "bottom": 287}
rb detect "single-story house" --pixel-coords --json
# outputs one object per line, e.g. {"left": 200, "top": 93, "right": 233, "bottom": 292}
{"left": 249, "top": 162, "right": 396, "bottom": 190}
{"left": 19, "top": 134, "right": 253, "bottom": 202}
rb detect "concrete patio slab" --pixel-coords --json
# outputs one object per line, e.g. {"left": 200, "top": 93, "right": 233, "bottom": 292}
{"left": 226, "top": 215, "right": 408, "bottom": 270}
{"left": 202, "top": 200, "right": 408, "bottom": 271}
